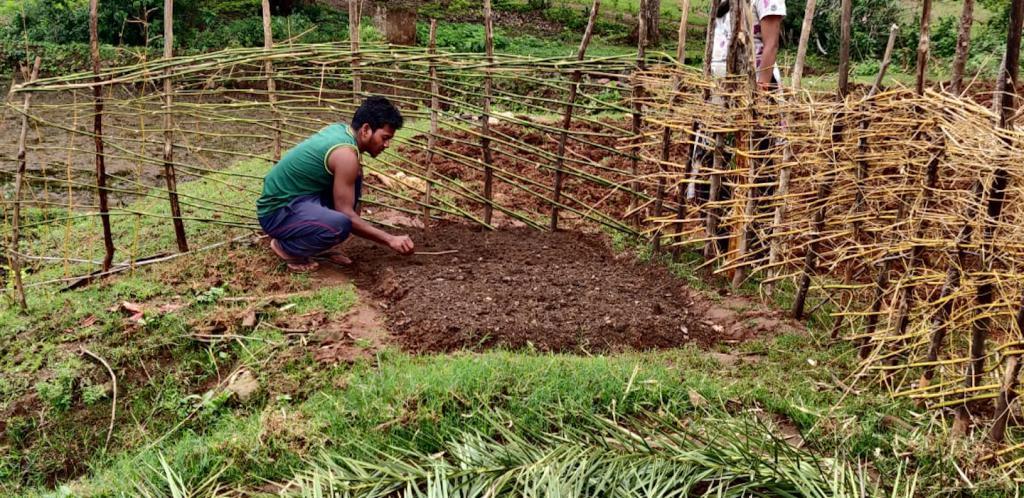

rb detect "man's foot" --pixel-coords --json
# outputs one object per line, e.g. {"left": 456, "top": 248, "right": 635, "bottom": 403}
{"left": 270, "top": 239, "right": 319, "bottom": 273}
{"left": 316, "top": 245, "right": 353, "bottom": 266}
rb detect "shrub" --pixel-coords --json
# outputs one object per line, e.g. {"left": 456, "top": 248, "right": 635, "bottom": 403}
{"left": 931, "top": 15, "right": 959, "bottom": 58}
{"left": 783, "top": 0, "right": 907, "bottom": 63}
{"left": 415, "top": 22, "right": 509, "bottom": 52}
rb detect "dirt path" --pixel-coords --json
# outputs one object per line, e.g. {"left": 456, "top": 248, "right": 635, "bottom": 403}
{"left": 305, "top": 265, "right": 391, "bottom": 364}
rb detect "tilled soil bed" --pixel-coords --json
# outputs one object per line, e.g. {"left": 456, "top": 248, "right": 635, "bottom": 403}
{"left": 342, "top": 223, "right": 790, "bottom": 353}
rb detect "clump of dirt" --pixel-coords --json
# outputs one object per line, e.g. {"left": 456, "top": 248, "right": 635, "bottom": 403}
{"left": 341, "top": 222, "right": 790, "bottom": 353}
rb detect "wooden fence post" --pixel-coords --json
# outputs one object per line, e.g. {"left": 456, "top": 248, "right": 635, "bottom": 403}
{"left": 89, "top": 0, "right": 115, "bottom": 272}
{"left": 977, "top": 0, "right": 1023, "bottom": 440}
{"left": 915, "top": 0, "right": 933, "bottom": 96}
{"left": 790, "top": 0, "right": 816, "bottom": 91}
{"left": 949, "top": 0, "right": 975, "bottom": 95}
{"left": 552, "top": 0, "right": 600, "bottom": 231}
{"left": 730, "top": 0, "right": 762, "bottom": 288}
{"left": 652, "top": 0, "right": 688, "bottom": 251}
{"left": 629, "top": 0, "right": 647, "bottom": 225}
{"left": 9, "top": 56, "right": 42, "bottom": 311}
{"left": 704, "top": 0, "right": 741, "bottom": 262}
{"left": 481, "top": 0, "right": 495, "bottom": 226}
{"left": 673, "top": 0, "right": 718, "bottom": 254}
{"left": 262, "top": 0, "right": 282, "bottom": 161}
{"left": 350, "top": 0, "right": 362, "bottom": 103}
{"left": 829, "top": 23, "right": 898, "bottom": 339}
{"left": 163, "top": 0, "right": 189, "bottom": 252}
{"left": 423, "top": 19, "right": 439, "bottom": 226}
{"left": 767, "top": 0, "right": 818, "bottom": 282}
{"left": 792, "top": 0, "right": 851, "bottom": 319}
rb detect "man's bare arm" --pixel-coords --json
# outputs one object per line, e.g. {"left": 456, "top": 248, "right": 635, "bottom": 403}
{"left": 758, "top": 15, "right": 783, "bottom": 88}
{"left": 328, "top": 148, "right": 414, "bottom": 254}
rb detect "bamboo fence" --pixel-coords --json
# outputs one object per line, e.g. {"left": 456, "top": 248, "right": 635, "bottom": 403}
{"left": 3, "top": 0, "right": 1024, "bottom": 466}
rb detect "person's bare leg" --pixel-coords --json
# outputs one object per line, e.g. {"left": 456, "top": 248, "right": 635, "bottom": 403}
{"left": 270, "top": 239, "right": 319, "bottom": 272}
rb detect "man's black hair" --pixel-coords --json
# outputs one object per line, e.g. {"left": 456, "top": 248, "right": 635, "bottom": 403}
{"left": 352, "top": 96, "right": 404, "bottom": 132}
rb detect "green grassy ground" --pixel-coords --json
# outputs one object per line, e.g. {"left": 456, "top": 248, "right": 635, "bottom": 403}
{"left": 0, "top": 154, "right": 1018, "bottom": 496}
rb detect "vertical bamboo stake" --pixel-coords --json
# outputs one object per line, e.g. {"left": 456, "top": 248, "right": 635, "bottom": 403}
{"left": 9, "top": 56, "right": 42, "bottom": 312}
{"left": 163, "top": 0, "right": 188, "bottom": 252}
{"left": 652, "top": 0, "right": 687, "bottom": 251}
{"left": 481, "top": 0, "right": 495, "bottom": 226}
{"left": 90, "top": 0, "right": 115, "bottom": 272}
{"left": 915, "top": 0, "right": 933, "bottom": 96}
{"left": 552, "top": 0, "right": 601, "bottom": 231}
{"left": 731, "top": 0, "right": 760, "bottom": 288}
{"left": 887, "top": 139, "right": 944, "bottom": 368}
{"left": 837, "top": 0, "right": 853, "bottom": 98}
{"left": 829, "top": 24, "right": 898, "bottom": 339}
{"left": 676, "top": 0, "right": 689, "bottom": 59}
{"left": 350, "top": 0, "right": 362, "bottom": 103}
{"left": 674, "top": 0, "right": 719, "bottom": 252}
{"left": 991, "top": 354, "right": 1021, "bottom": 443}
{"left": 705, "top": 0, "right": 742, "bottom": 261}
{"left": 63, "top": 92, "right": 79, "bottom": 279}
{"left": 423, "top": 19, "right": 439, "bottom": 226}
{"left": 917, "top": 181, "right": 982, "bottom": 385}
{"left": 949, "top": 0, "right": 975, "bottom": 95}
{"left": 992, "top": 52, "right": 1008, "bottom": 115}
{"left": 767, "top": 0, "right": 816, "bottom": 276}
{"left": 629, "top": 0, "right": 648, "bottom": 225}
{"left": 767, "top": 0, "right": 817, "bottom": 277}
{"left": 262, "top": 0, "right": 282, "bottom": 161}
{"left": 992, "top": 295, "right": 1024, "bottom": 442}
{"left": 792, "top": 0, "right": 851, "bottom": 319}
{"left": 790, "top": 0, "right": 816, "bottom": 91}
{"left": 964, "top": 0, "right": 1023, "bottom": 438}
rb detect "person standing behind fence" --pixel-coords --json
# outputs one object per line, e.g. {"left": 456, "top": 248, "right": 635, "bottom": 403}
{"left": 256, "top": 96, "right": 415, "bottom": 272}
{"left": 689, "top": 0, "right": 786, "bottom": 201}
{"left": 710, "top": 0, "right": 786, "bottom": 88}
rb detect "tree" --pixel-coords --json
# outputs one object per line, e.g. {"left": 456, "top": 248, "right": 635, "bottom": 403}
{"left": 371, "top": 0, "right": 417, "bottom": 45}
{"left": 627, "top": 0, "right": 660, "bottom": 47}
{"left": 643, "top": 0, "right": 660, "bottom": 46}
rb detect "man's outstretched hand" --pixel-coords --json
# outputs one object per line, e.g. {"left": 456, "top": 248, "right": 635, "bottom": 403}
{"left": 388, "top": 234, "right": 415, "bottom": 255}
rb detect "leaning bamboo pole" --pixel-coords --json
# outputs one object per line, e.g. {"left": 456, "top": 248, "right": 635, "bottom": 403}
{"left": 980, "top": 0, "right": 1024, "bottom": 441}
{"left": 481, "top": 0, "right": 495, "bottom": 226}
{"left": 830, "top": 23, "right": 899, "bottom": 340}
{"left": 164, "top": 0, "right": 189, "bottom": 252}
{"left": 552, "top": 0, "right": 600, "bottom": 231}
{"left": 89, "top": 0, "right": 115, "bottom": 272}
{"left": 792, "top": 0, "right": 851, "bottom": 319}
{"left": 9, "top": 56, "right": 42, "bottom": 311}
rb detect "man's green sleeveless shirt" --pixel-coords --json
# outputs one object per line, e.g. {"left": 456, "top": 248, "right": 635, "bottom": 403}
{"left": 256, "top": 124, "right": 359, "bottom": 217}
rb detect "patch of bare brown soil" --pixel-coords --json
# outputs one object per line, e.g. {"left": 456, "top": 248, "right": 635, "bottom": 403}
{"left": 339, "top": 220, "right": 800, "bottom": 353}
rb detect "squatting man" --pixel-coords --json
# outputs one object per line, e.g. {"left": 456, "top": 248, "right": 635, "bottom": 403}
{"left": 256, "top": 96, "right": 415, "bottom": 271}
